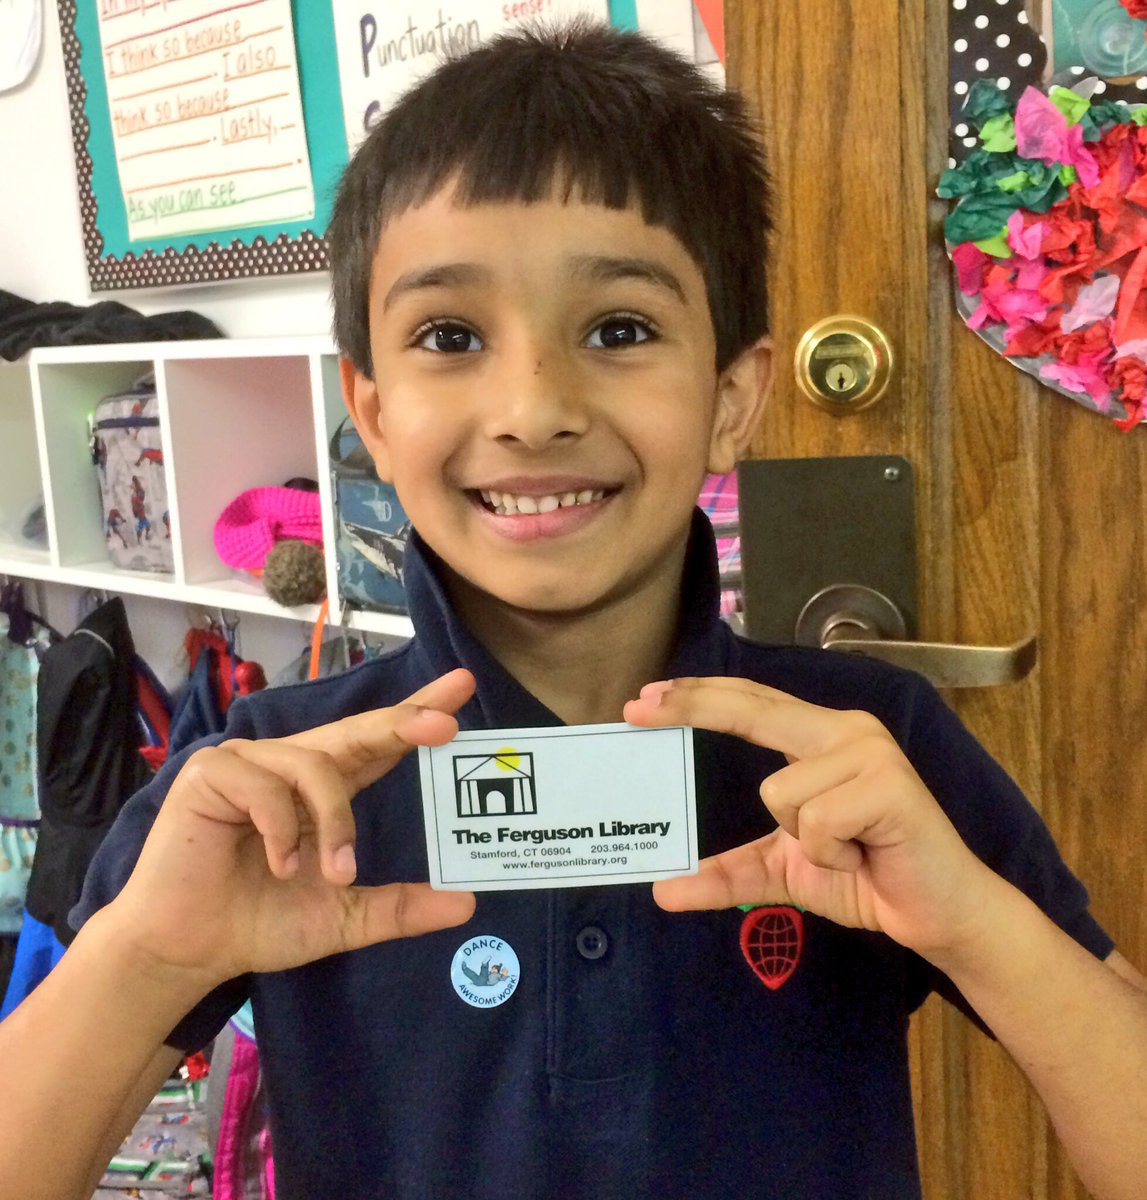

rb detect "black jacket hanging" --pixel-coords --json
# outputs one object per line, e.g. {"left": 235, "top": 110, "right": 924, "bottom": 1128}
{"left": 24, "top": 597, "right": 146, "bottom": 944}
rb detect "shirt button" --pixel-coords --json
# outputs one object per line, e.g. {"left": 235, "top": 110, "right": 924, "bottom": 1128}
{"left": 575, "top": 925, "right": 609, "bottom": 961}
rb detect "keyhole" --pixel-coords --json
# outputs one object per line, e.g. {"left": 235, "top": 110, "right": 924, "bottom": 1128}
{"left": 826, "top": 361, "right": 858, "bottom": 393}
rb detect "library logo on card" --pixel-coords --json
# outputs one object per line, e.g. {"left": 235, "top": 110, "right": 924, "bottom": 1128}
{"left": 453, "top": 748, "right": 536, "bottom": 819}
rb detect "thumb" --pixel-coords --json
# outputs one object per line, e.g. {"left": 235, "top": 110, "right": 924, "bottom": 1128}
{"left": 340, "top": 882, "right": 476, "bottom": 951}
{"left": 652, "top": 829, "right": 793, "bottom": 912}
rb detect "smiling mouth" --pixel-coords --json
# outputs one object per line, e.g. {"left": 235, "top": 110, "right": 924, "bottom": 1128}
{"left": 475, "top": 488, "right": 615, "bottom": 516}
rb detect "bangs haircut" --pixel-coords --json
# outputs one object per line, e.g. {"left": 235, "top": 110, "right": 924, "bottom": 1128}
{"left": 329, "top": 18, "right": 771, "bottom": 378}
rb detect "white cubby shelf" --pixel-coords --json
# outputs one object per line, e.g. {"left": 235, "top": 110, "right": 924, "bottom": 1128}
{"left": 0, "top": 337, "right": 413, "bottom": 640}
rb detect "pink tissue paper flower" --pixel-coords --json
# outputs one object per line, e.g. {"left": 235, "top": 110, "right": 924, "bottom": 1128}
{"left": 1014, "top": 87, "right": 1100, "bottom": 188}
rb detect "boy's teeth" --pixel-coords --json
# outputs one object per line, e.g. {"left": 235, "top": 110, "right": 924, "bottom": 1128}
{"left": 484, "top": 489, "right": 609, "bottom": 514}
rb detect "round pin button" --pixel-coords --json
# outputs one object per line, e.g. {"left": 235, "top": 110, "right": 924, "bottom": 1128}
{"left": 575, "top": 925, "right": 609, "bottom": 961}
{"left": 450, "top": 935, "right": 520, "bottom": 1008}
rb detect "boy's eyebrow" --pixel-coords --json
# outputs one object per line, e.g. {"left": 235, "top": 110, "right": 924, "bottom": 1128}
{"left": 381, "top": 263, "right": 492, "bottom": 313}
{"left": 567, "top": 255, "right": 688, "bottom": 305}
{"left": 380, "top": 255, "right": 689, "bottom": 313}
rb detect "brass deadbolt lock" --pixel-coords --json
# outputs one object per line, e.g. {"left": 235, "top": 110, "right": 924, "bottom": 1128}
{"left": 795, "top": 316, "right": 893, "bottom": 413}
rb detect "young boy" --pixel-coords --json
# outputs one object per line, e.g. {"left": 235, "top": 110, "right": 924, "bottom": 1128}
{"left": 2, "top": 20, "right": 1146, "bottom": 1200}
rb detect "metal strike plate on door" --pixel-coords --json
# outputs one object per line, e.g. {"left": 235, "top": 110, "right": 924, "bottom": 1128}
{"left": 735, "top": 456, "right": 1036, "bottom": 689}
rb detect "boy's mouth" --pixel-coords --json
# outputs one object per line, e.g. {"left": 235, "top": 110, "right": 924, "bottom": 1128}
{"left": 475, "top": 487, "right": 612, "bottom": 516}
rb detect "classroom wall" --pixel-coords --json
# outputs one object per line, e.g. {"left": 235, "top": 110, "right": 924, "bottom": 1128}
{"left": 0, "top": 4, "right": 333, "bottom": 339}
{"left": 1, "top": 8, "right": 337, "bottom": 685}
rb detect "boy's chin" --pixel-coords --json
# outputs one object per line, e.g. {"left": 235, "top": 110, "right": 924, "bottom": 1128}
{"left": 445, "top": 561, "right": 635, "bottom": 622}
{"left": 475, "top": 579, "right": 608, "bottom": 619}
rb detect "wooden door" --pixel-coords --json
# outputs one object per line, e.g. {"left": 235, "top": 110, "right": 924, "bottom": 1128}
{"left": 726, "top": 1, "right": 1147, "bottom": 1196}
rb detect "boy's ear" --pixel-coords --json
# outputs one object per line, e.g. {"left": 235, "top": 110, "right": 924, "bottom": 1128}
{"left": 338, "top": 357, "right": 394, "bottom": 484}
{"left": 707, "top": 336, "right": 773, "bottom": 476}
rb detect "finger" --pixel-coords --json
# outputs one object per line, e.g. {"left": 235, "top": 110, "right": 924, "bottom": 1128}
{"left": 403, "top": 667, "right": 477, "bottom": 712}
{"left": 225, "top": 741, "right": 357, "bottom": 884}
{"left": 343, "top": 883, "right": 476, "bottom": 950}
{"left": 759, "top": 739, "right": 882, "bottom": 838}
{"left": 795, "top": 786, "right": 866, "bottom": 873}
{"left": 795, "top": 776, "right": 919, "bottom": 873}
{"left": 651, "top": 830, "right": 793, "bottom": 911}
{"left": 288, "top": 668, "right": 477, "bottom": 792}
{"left": 624, "top": 676, "right": 886, "bottom": 761}
{"left": 177, "top": 746, "right": 305, "bottom": 879}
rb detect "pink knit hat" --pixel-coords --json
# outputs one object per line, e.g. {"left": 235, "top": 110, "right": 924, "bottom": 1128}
{"left": 214, "top": 487, "right": 323, "bottom": 570}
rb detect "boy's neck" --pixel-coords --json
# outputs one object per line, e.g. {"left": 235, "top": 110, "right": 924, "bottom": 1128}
{"left": 443, "top": 550, "right": 688, "bottom": 727}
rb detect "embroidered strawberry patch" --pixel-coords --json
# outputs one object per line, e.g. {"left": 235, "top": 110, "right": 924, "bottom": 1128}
{"left": 739, "top": 905, "right": 804, "bottom": 991}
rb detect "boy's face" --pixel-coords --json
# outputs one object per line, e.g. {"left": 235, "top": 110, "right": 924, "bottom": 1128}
{"left": 343, "top": 183, "right": 769, "bottom": 620}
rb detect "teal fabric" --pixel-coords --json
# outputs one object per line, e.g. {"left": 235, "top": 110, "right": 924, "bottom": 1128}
{"left": 0, "top": 625, "right": 39, "bottom": 935}
{"left": 229, "top": 998, "right": 257, "bottom": 1042}
{"left": 0, "top": 628, "right": 38, "bottom": 823}
{"left": 0, "top": 825, "right": 36, "bottom": 935}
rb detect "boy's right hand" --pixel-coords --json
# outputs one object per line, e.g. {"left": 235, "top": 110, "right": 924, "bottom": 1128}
{"left": 102, "top": 668, "right": 478, "bottom": 992}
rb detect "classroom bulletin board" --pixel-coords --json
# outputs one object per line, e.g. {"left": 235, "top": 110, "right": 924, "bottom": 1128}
{"left": 60, "top": 1, "right": 723, "bottom": 292}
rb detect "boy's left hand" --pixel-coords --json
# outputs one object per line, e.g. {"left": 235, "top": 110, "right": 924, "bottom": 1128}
{"left": 623, "top": 676, "right": 990, "bottom": 963}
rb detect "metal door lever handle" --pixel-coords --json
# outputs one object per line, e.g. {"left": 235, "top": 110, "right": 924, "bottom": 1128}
{"left": 797, "top": 585, "right": 1037, "bottom": 689}
{"left": 823, "top": 630, "right": 1037, "bottom": 688}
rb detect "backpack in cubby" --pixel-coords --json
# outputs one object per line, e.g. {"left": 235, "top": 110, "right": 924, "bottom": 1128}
{"left": 89, "top": 373, "right": 173, "bottom": 573}
{"left": 329, "top": 418, "right": 410, "bottom": 614}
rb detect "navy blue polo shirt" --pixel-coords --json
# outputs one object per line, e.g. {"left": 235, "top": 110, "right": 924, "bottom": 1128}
{"left": 73, "top": 513, "right": 1112, "bottom": 1200}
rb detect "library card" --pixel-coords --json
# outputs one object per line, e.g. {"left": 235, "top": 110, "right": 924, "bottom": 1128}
{"left": 418, "top": 723, "right": 697, "bottom": 891}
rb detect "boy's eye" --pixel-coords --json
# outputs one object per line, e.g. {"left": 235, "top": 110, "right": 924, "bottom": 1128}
{"left": 414, "top": 321, "right": 484, "bottom": 353}
{"left": 586, "top": 317, "right": 656, "bottom": 350}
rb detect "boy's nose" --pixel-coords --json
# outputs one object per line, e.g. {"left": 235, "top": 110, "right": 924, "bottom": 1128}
{"left": 481, "top": 351, "right": 589, "bottom": 450}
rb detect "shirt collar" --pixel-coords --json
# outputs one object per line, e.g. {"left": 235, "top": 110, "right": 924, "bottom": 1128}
{"left": 403, "top": 509, "right": 731, "bottom": 729}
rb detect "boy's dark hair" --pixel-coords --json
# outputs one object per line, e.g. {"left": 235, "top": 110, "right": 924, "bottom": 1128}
{"left": 329, "top": 20, "right": 771, "bottom": 378}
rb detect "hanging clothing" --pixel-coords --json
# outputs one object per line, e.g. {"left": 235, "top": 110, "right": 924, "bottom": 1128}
{"left": 0, "top": 826, "right": 36, "bottom": 938}
{"left": 207, "top": 1005, "right": 276, "bottom": 1200}
{"left": 0, "top": 626, "right": 40, "bottom": 821}
{"left": 0, "top": 911, "right": 65, "bottom": 1020}
{"left": 168, "top": 626, "right": 266, "bottom": 761}
{"left": 135, "top": 654, "right": 174, "bottom": 774}
{"left": 0, "top": 586, "right": 47, "bottom": 825}
{"left": 0, "top": 614, "right": 41, "bottom": 937}
{"left": 3, "top": 599, "right": 146, "bottom": 1015}
{"left": 24, "top": 597, "right": 146, "bottom": 946}
{"left": 0, "top": 593, "right": 47, "bottom": 942}
{"left": 0, "top": 931, "right": 17, "bottom": 1008}
{"left": 269, "top": 634, "right": 383, "bottom": 688}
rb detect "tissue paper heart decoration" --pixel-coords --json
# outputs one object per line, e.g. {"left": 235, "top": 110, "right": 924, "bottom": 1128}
{"left": 941, "top": 78, "right": 1147, "bottom": 429}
